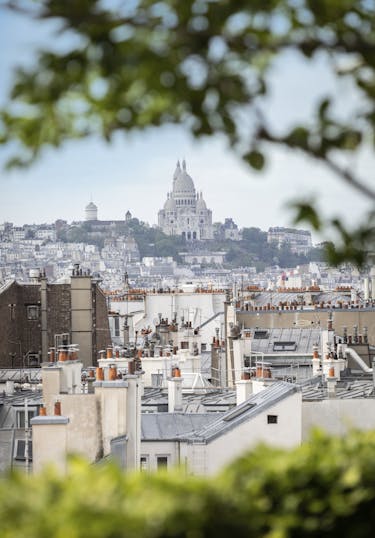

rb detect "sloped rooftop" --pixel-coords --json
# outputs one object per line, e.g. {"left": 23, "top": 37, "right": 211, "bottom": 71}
{"left": 249, "top": 328, "right": 321, "bottom": 355}
{"left": 141, "top": 413, "right": 217, "bottom": 441}
{"left": 301, "top": 375, "right": 375, "bottom": 400}
{"left": 185, "top": 382, "right": 299, "bottom": 443}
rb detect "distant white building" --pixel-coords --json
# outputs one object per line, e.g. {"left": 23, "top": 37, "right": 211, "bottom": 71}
{"left": 267, "top": 227, "right": 312, "bottom": 255}
{"left": 85, "top": 201, "right": 98, "bottom": 221}
{"left": 35, "top": 227, "right": 56, "bottom": 241}
{"left": 214, "top": 218, "right": 242, "bottom": 241}
{"left": 158, "top": 160, "right": 213, "bottom": 241}
{"left": 179, "top": 251, "right": 226, "bottom": 265}
{"left": 12, "top": 227, "right": 25, "bottom": 241}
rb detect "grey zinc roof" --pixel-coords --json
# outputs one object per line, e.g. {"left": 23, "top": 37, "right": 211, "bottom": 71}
{"left": 301, "top": 376, "right": 375, "bottom": 400}
{"left": 142, "top": 387, "right": 236, "bottom": 414}
{"left": 250, "top": 328, "right": 321, "bottom": 355}
{"left": 186, "top": 381, "right": 299, "bottom": 443}
{"left": 246, "top": 291, "right": 357, "bottom": 308}
{"left": 141, "top": 413, "right": 217, "bottom": 441}
{"left": 0, "top": 369, "right": 42, "bottom": 383}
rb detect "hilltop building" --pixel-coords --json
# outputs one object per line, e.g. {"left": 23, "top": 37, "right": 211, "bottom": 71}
{"left": 214, "top": 218, "right": 242, "bottom": 241}
{"left": 158, "top": 160, "right": 213, "bottom": 241}
{"left": 85, "top": 201, "right": 98, "bottom": 221}
{"left": 267, "top": 227, "right": 312, "bottom": 255}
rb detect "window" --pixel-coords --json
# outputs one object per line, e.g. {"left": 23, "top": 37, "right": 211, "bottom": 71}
{"left": 27, "top": 353, "right": 40, "bottom": 368}
{"left": 114, "top": 316, "right": 120, "bottom": 337}
{"left": 273, "top": 341, "right": 297, "bottom": 351}
{"left": 157, "top": 456, "right": 168, "bottom": 469}
{"left": 254, "top": 330, "right": 269, "bottom": 339}
{"left": 16, "top": 409, "right": 37, "bottom": 428}
{"left": 26, "top": 305, "right": 39, "bottom": 320}
{"left": 223, "top": 402, "right": 256, "bottom": 422}
{"left": 151, "top": 373, "right": 163, "bottom": 388}
{"left": 8, "top": 303, "right": 16, "bottom": 321}
{"left": 140, "top": 455, "right": 149, "bottom": 471}
{"left": 14, "top": 440, "right": 33, "bottom": 461}
{"left": 267, "top": 415, "right": 278, "bottom": 424}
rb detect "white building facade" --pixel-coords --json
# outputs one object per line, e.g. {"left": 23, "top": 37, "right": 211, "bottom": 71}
{"left": 158, "top": 160, "right": 213, "bottom": 241}
{"left": 267, "top": 227, "right": 312, "bottom": 254}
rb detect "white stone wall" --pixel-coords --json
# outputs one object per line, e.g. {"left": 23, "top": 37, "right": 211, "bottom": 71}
{"left": 302, "top": 399, "right": 375, "bottom": 439}
{"left": 140, "top": 441, "right": 180, "bottom": 471}
{"left": 187, "top": 391, "right": 302, "bottom": 475}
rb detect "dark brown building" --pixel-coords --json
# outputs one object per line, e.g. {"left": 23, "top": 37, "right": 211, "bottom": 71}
{"left": 0, "top": 270, "right": 111, "bottom": 369}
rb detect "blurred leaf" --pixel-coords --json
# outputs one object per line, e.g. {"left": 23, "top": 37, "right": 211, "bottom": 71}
{"left": 1, "top": 0, "right": 375, "bottom": 268}
{"left": 243, "top": 149, "right": 265, "bottom": 170}
{"left": 2, "top": 431, "right": 375, "bottom": 536}
{"left": 292, "top": 202, "right": 322, "bottom": 231}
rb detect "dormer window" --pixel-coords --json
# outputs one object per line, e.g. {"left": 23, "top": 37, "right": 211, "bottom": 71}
{"left": 26, "top": 305, "right": 39, "bottom": 320}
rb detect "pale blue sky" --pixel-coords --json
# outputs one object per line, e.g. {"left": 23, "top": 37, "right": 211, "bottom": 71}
{"left": 0, "top": 7, "right": 372, "bottom": 237}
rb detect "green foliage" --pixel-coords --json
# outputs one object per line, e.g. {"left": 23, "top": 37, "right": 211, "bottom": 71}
{"left": 1, "top": 0, "right": 374, "bottom": 265}
{"left": 2, "top": 430, "right": 375, "bottom": 537}
{"left": 215, "top": 227, "right": 323, "bottom": 268}
{"left": 61, "top": 219, "right": 187, "bottom": 259}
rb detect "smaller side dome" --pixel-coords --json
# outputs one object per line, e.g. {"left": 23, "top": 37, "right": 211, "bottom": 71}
{"left": 164, "top": 193, "right": 176, "bottom": 211}
{"left": 196, "top": 192, "right": 207, "bottom": 210}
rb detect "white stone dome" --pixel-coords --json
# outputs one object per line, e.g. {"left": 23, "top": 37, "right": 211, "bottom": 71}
{"left": 173, "top": 160, "right": 195, "bottom": 196}
{"left": 164, "top": 194, "right": 176, "bottom": 211}
{"left": 197, "top": 193, "right": 207, "bottom": 210}
{"left": 85, "top": 201, "right": 97, "bottom": 211}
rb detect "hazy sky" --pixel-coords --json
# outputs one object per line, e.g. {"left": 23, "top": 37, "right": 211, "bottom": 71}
{"left": 0, "top": 7, "right": 373, "bottom": 238}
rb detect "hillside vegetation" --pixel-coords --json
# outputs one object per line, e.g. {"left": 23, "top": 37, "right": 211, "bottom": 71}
{"left": 59, "top": 220, "right": 324, "bottom": 269}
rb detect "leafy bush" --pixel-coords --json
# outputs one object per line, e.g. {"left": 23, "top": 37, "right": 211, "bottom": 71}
{"left": 1, "top": 430, "right": 375, "bottom": 537}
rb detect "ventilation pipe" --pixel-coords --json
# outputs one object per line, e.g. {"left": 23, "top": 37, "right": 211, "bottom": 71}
{"left": 48, "top": 348, "right": 55, "bottom": 363}
{"left": 364, "top": 277, "right": 370, "bottom": 301}
{"left": 364, "top": 327, "right": 368, "bottom": 344}
{"left": 54, "top": 401, "right": 61, "bottom": 416}
{"left": 312, "top": 345, "right": 321, "bottom": 376}
{"left": 108, "top": 365, "right": 117, "bottom": 381}
{"left": 96, "top": 367, "right": 104, "bottom": 381}
{"left": 5, "top": 380, "right": 15, "bottom": 396}
{"left": 345, "top": 348, "right": 373, "bottom": 373}
{"left": 371, "top": 271, "right": 375, "bottom": 299}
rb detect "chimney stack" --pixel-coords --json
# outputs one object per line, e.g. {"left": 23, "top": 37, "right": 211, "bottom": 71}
{"left": 168, "top": 367, "right": 183, "bottom": 412}
{"left": 236, "top": 372, "right": 253, "bottom": 405}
